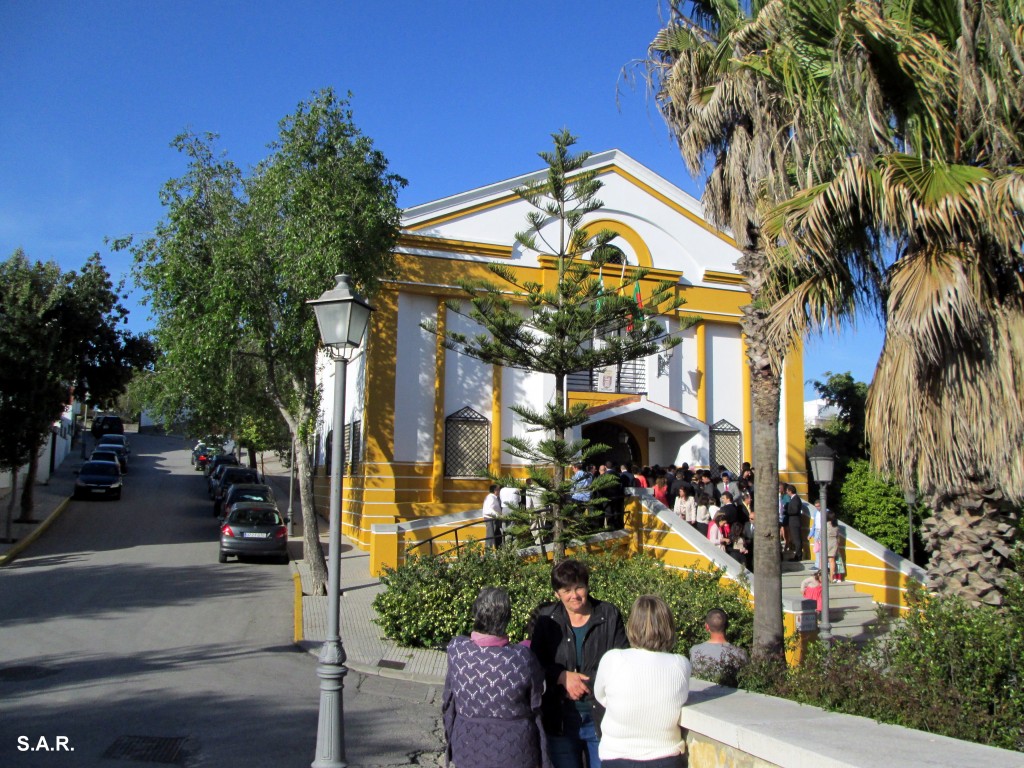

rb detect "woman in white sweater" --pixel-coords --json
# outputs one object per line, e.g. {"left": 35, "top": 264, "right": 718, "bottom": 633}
{"left": 593, "top": 595, "right": 691, "bottom": 768}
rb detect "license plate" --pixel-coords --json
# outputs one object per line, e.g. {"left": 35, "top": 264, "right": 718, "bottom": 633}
{"left": 92, "top": 489, "right": 107, "bottom": 494}
{"left": 242, "top": 532, "right": 268, "bottom": 539}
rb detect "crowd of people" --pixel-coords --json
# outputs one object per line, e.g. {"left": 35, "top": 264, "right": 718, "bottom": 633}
{"left": 483, "top": 461, "right": 843, "bottom": 581}
{"left": 443, "top": 560, "right": 748, "bottom": 768}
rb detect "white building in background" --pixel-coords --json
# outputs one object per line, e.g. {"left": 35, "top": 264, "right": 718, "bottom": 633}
{"left": 313, "top": 150, "right": 808, "bottom": 541}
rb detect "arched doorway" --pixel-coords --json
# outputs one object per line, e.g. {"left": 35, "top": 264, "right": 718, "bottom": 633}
{"left": 581, "top": 422, "right": 642, "bottom": 468}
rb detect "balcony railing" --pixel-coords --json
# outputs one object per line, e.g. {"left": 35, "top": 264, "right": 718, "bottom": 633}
{"left": 567, "top": 358, "right": 646, "bottom": 395}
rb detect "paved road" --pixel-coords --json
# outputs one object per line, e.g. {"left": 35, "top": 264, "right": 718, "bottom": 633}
{"left": 0, "top": 433, "right": 445, "bottom": 768}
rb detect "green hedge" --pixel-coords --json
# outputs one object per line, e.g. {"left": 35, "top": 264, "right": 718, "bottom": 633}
{"left": 740, "top": 569, "right": 1024, "bottom": 753}
{"left": 838, "top": 459, "right": 914, "bottom": 555}
{"left": 372, "top": 546, "right": 752, "bottom": 654}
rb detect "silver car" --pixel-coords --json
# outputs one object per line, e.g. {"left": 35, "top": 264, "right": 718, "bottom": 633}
{"left": 218, "top": 503, "right": 288, "bottom": 564}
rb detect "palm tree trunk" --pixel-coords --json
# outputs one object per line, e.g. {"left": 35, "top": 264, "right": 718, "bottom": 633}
{"left": 749, "top": 360, "right": 785, "bottom": 658}
{"left": 920, "top": 484, "right": 1021, "bottom": 606}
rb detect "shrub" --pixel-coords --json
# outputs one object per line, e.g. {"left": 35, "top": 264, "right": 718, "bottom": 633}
{"left": 373, "top": 546, "right": 753, "bottom": 655}
{"left": 739, "top": 569, "right": 1024, "bottom": 753}
{"left": 838, "top": 459, "right": 913, "bottom": 555}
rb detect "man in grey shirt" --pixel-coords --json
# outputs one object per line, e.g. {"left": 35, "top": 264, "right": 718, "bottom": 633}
{"left": 689, "top": 608, "right": 748, "bottom": 679}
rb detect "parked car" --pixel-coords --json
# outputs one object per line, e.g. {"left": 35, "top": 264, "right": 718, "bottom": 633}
{"left": 219, "top": 503, "right": 288, "bottom": 563}
{"left": 212, "top": 467, "right": 262, "bottom": 515}
{"left": 90, "top": 448, "right": 127, "bottom": 473}
{"left": 97, "top": 433, "right": 131, "bottom": 455}
{"left": 204, "top": 453, "right": 238, "bottom": 479}
{"left": 91, "top": 415, "right": 124, "bottom": 438}
{"left": 220, "top": 483, "right": 278, "bottom": 521}
{"left": 74, "top": 461, "right": 123, "bottom": 500}
{"left": 191, "top": 441, "right": 208, "bottom": 465}
{"left": 194, "top": 446, "right": 219, "bottom": 472}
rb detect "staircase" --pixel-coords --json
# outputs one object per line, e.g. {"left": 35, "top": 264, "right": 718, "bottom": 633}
{"left": 781, "top": 560, "right": 883, "bottom": 642}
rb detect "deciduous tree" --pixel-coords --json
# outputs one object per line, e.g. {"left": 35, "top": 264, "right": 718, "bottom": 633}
{"left": 131, "top": 89, "right": 405, "bottom": 594}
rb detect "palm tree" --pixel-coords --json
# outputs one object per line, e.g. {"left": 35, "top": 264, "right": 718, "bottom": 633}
{"left": 760, "top": 0, "right": 1024, "bottom": 605}
{"left": 647, "top": 0, "right": 801, "bottom": 657}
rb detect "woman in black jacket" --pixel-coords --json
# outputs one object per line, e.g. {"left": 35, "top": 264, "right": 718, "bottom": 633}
{"left": 529, "top": 560, "right": 628, "bottom": 768}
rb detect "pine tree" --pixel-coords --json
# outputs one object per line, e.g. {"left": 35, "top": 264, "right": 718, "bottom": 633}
{"left": 423, "top": 130, "right": 695, "bottom": 558}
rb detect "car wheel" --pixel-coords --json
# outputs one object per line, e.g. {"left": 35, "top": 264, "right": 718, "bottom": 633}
{"left": 218, "top": 551, "right": 228, "bottom": 563}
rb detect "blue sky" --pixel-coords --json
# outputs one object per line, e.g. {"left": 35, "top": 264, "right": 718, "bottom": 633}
{"left": 1, "top": 1, "right": 882, "bottom": 397}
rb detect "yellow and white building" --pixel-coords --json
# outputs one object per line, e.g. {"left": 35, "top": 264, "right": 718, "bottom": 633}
{"left": 313, "top": 150, "right": 808, "bottom": 553}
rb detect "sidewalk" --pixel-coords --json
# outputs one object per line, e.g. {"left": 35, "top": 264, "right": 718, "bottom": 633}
{"left": 0, "top": 448, "right": 81, "bottom": 566}
{"left": 239, "top": 451, "right": 449, "bottom": 686}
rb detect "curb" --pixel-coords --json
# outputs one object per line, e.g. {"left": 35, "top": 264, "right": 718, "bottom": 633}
{"left": 291, "top": 566, "right": 304, "bottom": 644}
{"left": 0, "top": 496, "right": 72, "bottom": 567}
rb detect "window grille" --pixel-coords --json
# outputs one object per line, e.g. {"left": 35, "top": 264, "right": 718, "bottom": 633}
{"left": 445, "top": 407, "right": 490, "bottom": 477}
{"left": 709, "top": 419, "right": 742, "bottom": 475}
{"left": 344, "top": 420, "right": 362, "bottom": 474}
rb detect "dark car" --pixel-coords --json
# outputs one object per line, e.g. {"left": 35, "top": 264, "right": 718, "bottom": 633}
{"left": 91, "top": 415, "right": 125, "bottom": 439}
{"left": 204, "top": 452, "right": 238, "bottom": 479}
{"left": 96, "top": 433, "right": 131, "bottom": 455}
{"left": 212, "top": 467, "right": 262, "bottom": 515}
{"left": 74, "top": 461, "right": 123, "bottom": 500}
{"left": 92, "top": 445, "right": 128, "bottom": 472}
{"left": 195, "top": 446, "right": 220, "bottom": 472}
{"left": 219, "top": 503, "right": 288, "bottom": 563}
{"left": 220, "top": 483, "right": 278, "bottom": 521}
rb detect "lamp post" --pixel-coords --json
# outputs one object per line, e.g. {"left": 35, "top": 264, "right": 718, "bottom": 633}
{"left": 307, "top": 274, "right": 375, "bottom": 768}
{"left": 807, "top": 439, "right": 836, "bottom": 643}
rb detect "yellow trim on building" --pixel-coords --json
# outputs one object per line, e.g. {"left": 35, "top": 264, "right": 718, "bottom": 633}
{"left": 431, "top": 300, "right": 447, "bottom": 502}
{"left": 696, "top": 323, "right": 708, "bottom": 423}
{"left": 490, "top": 365, "right": 502, "bottom": 475}
{"left": 581, "top": 218, "right": 653, "bottom": 268}
{"left": 702, "top": 269, "right": 746, "bottom": 286}
{"left": 363, "top": 290, "right": 399, "bottom": 467}
{"left": 741, "top": 336, "right": 752, "bottom": 464}
{"left": 784, "top": 346, "right": 807, "bottom": 478}
{"left": 398, "top": 233, "right": 513, "bottom": 259}
{"left": 595, "top": 166, "right": 738, "bottom": 248}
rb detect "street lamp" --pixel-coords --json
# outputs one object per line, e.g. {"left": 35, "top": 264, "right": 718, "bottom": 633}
{"left": 307, "top": 274, "right": 375, "bottom": 768}
{"left": 807, "top": 439, "right": 836, "bottom": 643}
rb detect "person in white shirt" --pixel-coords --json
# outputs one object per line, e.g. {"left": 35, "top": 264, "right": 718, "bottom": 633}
{"left": 594, "top": 595, "right": 690, "bottom": 768}
{"left": 482, "top": 484, "right": 503, "bottom": 548}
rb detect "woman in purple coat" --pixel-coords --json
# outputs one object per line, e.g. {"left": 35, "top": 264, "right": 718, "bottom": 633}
{"left": 443, "top": 587, "right": 549, "bottom": 768}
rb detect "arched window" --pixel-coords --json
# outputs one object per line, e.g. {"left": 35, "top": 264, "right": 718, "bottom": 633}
{"left": 445, "top": 407, "right": 490, "bottom": 478}
{"left": 594, "top": 244, "right": 626, "bottom": 265}
{"left": 709, "top": 419, "right": 742, "bottom": 475}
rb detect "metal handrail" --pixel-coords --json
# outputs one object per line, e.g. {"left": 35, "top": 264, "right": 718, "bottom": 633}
{"left": 405, "top": 507, "right": 554, "bottom": 558}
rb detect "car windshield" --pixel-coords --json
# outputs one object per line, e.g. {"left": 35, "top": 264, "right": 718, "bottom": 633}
{"left": 229, "top": 509, "right": 282, "bottom": 526}
{"left": 83, "top": 462, "right": 119, "bottom": 476}
{"left": 235, "top": 491, "right": 271, "bottom": 502}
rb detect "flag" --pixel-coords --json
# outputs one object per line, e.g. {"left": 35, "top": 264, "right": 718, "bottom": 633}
{"left": 627, "top": 281, "right": 643, "bottom": 332}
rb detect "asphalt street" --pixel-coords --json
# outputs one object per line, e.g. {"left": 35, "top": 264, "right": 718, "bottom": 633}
{"left": 0, "top": 433, "right": 446, "bottom": 768}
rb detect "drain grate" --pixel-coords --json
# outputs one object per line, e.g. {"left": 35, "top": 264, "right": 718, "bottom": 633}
{"left": 102, "top": 735, "right": 188, "bottom": 764}
{"left": 377, "top": 659, "right": 406, "bottom": 670}
{"left": 0, "top": 665, "right": 61, "bottom": 682}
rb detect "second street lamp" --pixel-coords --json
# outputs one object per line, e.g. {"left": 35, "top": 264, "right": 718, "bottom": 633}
{"left": 307, "top": 274, "right": 375, "bottom": 768}
{"left": 807, "top": 439, "right": 836, "bottom": 643}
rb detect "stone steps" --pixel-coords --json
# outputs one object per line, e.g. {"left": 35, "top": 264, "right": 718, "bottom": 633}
{"left": 781, "top": 560, "right": 884, "bottom": 642}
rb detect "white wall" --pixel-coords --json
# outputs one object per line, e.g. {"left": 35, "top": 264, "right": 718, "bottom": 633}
{"left": 393, "top": 293, "right": 440, "bottom": 463}
{"left": 706, "top": 324, "right": 744, "bottom": 432}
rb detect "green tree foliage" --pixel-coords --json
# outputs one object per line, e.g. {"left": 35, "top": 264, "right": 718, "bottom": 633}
{"left": 422, "top": 130, "right": 690, "bottom": 558}
{"left": 741, "top": 570, "right": 1024, "bottom": 752}
{"left": 756, "top": 0, "right": 1024, "bottom": 603}
{"left": 373, "top": 548, "right": 752, "bottom": 656}
{"left": 130, "top": 88, "right": 406, "bottom": 594}
{"left": 806, "top": 371, "right": 868, "bottom": 493}
{"left": 0, "top": 250, "right": 141, "bottom": 530}
{"left": 837, "top": 459, "right": 915, "bottom": 556}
